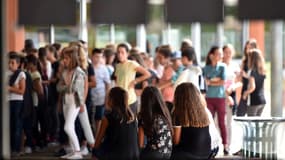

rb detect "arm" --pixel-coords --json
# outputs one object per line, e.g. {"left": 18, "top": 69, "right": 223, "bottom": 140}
{"left": 88, "top": 75, "right": 96, "bottom": 88}
{"left": 129, "top": 66, "right": 151, "bottom": 88}
{"left": 243, "top": 76, "right": 255, "bottom": 100}
{"left": 138, "top": 127, "right": 145, "bottom": 148}
{"left": 33, "top": 78, "right": 44, "bottom": 96}
{"left": 134, "top": 66, "right": 151, "bottom": 84}
{"left": 94, "top": 117, "right": 109, "bottom": 149}
{"left": 206, "top": 78, "right": 225, "bottom": 86}
{"left": 173, "top": 126, "right": 182, "bottom": 145}
{"left": 84, "top": 77, "right": 88, "bottom": 101}
{"left": 9, "top": 77, "right": 26, "bottom": 95}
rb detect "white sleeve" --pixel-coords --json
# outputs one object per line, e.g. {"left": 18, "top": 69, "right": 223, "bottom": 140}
{"left": 205, "top": 107, "right": 222, "bottom": 149}
{"left": 47, "top": 61, "right": 53, "bottom": 80}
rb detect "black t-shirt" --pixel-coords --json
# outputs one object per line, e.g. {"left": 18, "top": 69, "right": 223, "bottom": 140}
{"left": 48, "top": 61, "right": 60, "bottom": 106}
{"left": 242, "top": 61, "right": 249, "bottom": 93}
{"left": 86, "top": 62, "right": 95, "bottom": 107}
{"left": 249, "top": 70, "right": 266, "bottom": 105}
{"left": 102, "top": 110, "right": 139, "bottom": 160}
{"left": 173, "top": 121, "right": 211, "bottom": 158}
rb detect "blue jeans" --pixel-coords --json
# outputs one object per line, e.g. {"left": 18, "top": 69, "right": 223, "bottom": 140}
{"left": 10, "top": 100, "right": 23, "bottom": 152}
{"left": 23, "top": 116, "right": 34, "bottom": 148}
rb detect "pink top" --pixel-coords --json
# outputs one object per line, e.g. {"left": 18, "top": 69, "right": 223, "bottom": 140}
{"left": 160, "top": 65, "right": 175, "bottom": 102}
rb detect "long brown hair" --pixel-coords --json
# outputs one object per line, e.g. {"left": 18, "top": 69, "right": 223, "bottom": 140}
{"left": 173, "top": 83, "right": 209, "bottom": 127}
{"left": 241, "top": 39, "right": 257, "bottom": 70}
{"left": 107, "top": 87, "right": 134, "bottom": 123}
{"left": 139, "top": 86, "right": 173, "bottom": 136}
{"left": 248, "top": 49, "right": 266, "bottom": 75}
{"left": 205, "top": 46, "right": 220, "bottom": 65}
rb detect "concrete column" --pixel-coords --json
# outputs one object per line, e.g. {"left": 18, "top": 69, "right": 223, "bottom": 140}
{"left": 110, "top": 24, "right": 115, "bottom": 44}
{"left": 78, "top": 0, "right": 88, "bottom": 42}
{"left": 191, "top": 23, "right": 201, "bottom": 64}
{"left": 2, "top": 0, "right": 10, "bottom": 158}
{"left": 249, "top": 21, "right": 265, "bottom": 54}
{"left": 242, "top": 21, "right": 249, "bottom": 49}
{"left": 136, "top": 24, "right": 146, "bottom": 52}
{"left": 50, "top": 25, "right": 55, "bottom": 44}
{"left": 167, "top": 23, "right": 171, "bottom": 44}
{"left": 216, "top": 23, "right": 224, "bottom": 47}
{"left": 6, "top": 0, "right": 25, "bottom": 51}
{"left": 271, "top": 21, "right": 283, "bottom": 117}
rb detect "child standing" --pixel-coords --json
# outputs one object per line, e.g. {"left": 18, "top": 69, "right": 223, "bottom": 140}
{"left": 114, "top": 43, "right": 151, "bottom": 115}
{"left": 57, "top": 46, "right": 86, "bottom": 159}
{"left": 8, "top": 53, "right": 26, "bottom": 156}
{"left": 91, "top": 48, "right": 111, "bottom": 137}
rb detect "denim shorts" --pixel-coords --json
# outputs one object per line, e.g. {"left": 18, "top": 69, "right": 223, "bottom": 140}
{"left": 95, "top": 104, "right": 105, "bottom": 120}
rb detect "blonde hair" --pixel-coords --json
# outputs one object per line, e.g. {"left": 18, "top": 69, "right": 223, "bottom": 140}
{"left": 69, "top": 41, "right": 88, "bottom": 71}
{"left": 61, "top": 46, "right": 80, "bottom": 69}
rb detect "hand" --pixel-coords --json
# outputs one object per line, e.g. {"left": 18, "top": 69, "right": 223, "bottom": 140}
{"left": 242, "top": 92, "right": 248, "bottom": 100}
{"left": 128, "top": 80, "right": 137, "bottom": 89}
{"left": 206, "top": 79, "right": 210, "bottom": 86}
{"left": 79, "top": 105, "right": 84, "bottom": 113}
{"left": 210, "top": 77, "right": 221, "bottom": 82}
{"left": 242, "top": 71, "right": 248, "bottom": 78}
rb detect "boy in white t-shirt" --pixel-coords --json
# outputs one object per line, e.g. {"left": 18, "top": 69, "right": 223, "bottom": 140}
{"left": 8, "top": 52, "right": 26, "bottom": 156}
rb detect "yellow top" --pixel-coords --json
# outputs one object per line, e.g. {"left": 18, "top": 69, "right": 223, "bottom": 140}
{"left": 115, "top": 60, "right": 139, "bottom": 105}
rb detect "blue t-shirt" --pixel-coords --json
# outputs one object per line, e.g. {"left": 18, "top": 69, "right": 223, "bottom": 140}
{"left": 203, "top": 63, "right": 226, "bottom": 98}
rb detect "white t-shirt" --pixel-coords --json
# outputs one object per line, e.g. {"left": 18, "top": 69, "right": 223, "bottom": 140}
{"left": 174, "top": 65, "right": 202, "bottom": 90}
{"left": 9, "top": 71, "right": 26, "bottom": 101}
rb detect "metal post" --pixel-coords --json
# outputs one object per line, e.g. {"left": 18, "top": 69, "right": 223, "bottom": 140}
{"left": 242, "top": 21, "right": 249, "bottom": 49}
{"left": 78, "top": 0, "right": 88, "bottom": 42}
{"left": 167, "top": 23, "right": 171, "bottom": 44}
{"left": 216, "top": 23, "right": 224, "bottom": 47}
{"left": 50, "top": 25, "right": 55, "bottom": 44}
{"left": 110, "top": 24, "right": 115, "bottom": 44}
{"left": 271, "top": 21, "right": 283, "bottom": 117}
{"left": 1, "top": 0, "right": 10, "bottom": 158}
{"left": 191, "top": 23, "right": 201, "bottom": 64}
{"left": 136, "top": 24, "right": 146, "bottom": 52}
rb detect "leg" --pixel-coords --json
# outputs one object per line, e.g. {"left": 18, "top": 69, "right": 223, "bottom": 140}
{"left": 79, "top": 104, "right": 95, "bottom": 145}
{"left": 247, "top": 105, "right": 259, "bottom": 116}
{"left": 95, "top": 105, "right": 105, "bottom": 137}
{"left": 63, "top": 104, "right": 80, "bottom": 152}
{"left": 215, "top": 98, "right": 227, "bottom": 148}
{"left": 129, "top": 101, "right": 138, "bottom": 117}
{"left": 206, "top": 98, "right": 216, "bottom": 118}
{"left": 256, "top": 105, "right": 265, "bottom": 116}
{"left": 225, "top": 103, "right": 232, "bottom": 152}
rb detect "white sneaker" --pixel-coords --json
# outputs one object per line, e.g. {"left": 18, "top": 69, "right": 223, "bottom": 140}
{"left": 60, "top": 152, "right": 73, "bottom": 159}
{"left": 67, "top": 152, "right": 82, "bottom": 159}
{"left": 64, "top": 146, "right": 73, "bottom": 153}
{"left": 24, "top": 147, "right": 32, "bottom": 154}
{"left": 80, "top": 146, "right": 89, "bottom": 156}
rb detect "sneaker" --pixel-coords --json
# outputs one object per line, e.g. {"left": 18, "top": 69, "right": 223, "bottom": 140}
{"left": 224, "top": 149, "right": 229, "bottom": 155}
{"left": 11, "top": 152, "right": 21, "bottom": 157}
{"left": 80, "top": 146, "right": 89, "bottom": 156}
{"left": 54, "top": 148, "right": 66, "bottom": 157}
{"left": 24, "top": 147, "right": 32, "bottom": 154}
{"left": 60, "top": 152, "right": 74, "bottom": 159}
{"left": 48, "top": 141, "right": 59, "bottom": 147}
{"left": 67, "top": 152, "right": 82, "bottom": 159}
